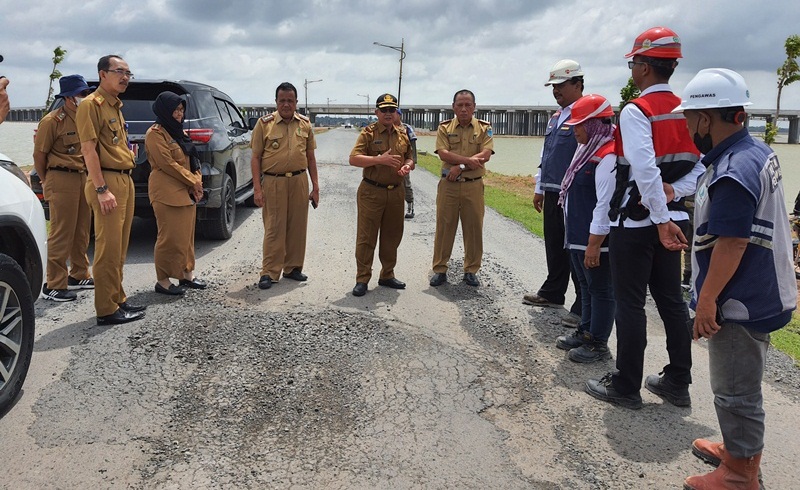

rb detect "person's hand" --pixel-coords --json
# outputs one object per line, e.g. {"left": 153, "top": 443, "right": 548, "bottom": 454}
{"left": 693, "top": 299, "right": 721, "bottom": 340}
{"left": 98, "top": 190, "right": 117, "bottom": 215}
{"left": 663, "top": 182, "right": 675, "bottom": 203}
{"left": 584, "top": 246, "right": 601, "bottom": 269}
{"left": 533, "top": 193, "right": 544, "bottom": 213}
{"left": 466, "top": 155, "right": 485, "bottom": 170}
{"left": 253, "top": 188, "right": 264, "bottom": 208}
{"left": 397, "top": 163, "right": 412, "bottom": 176}
{"left": 376, "top": 151, "right": 402, "bottom": 169}
{"left": 656, "top": 221, "right": 688, "bottom": 251}
{"left": 309, "top": 187, "right": 320, "bottom": 208}
{"left": 447, "top": 165, "right": 462, "bottom": 182}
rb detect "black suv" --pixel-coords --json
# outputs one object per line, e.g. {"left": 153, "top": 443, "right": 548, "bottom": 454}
{"left": 33, "top": 80, "right": 255, "bottom": 240}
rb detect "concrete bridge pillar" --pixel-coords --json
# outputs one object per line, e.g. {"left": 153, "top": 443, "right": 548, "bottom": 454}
{"left": 789, "top": 116, "right": 799, "bottom": 144}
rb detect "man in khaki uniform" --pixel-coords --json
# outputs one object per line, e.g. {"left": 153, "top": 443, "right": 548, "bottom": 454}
{"left": 77, "top": 54, "right": 145, "bottom": 325}
{"left": 34, "top": 75, "right": 95, "bottom": 302}
{"left": 349, "top": 93, "right": 414, "bottom": 297}
{"left": 251, "top": 82, "right": 319, "bottom": 290}
{"left": 430, "top": 89, "right": 494, "bottom": 288}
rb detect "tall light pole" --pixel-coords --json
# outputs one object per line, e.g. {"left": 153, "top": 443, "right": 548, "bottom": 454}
{"left": 303, "top": 78, "right": 322, "bottom": 116}
{"left": 356, "top": 93, "right": 369, "bottom": 123}
{"left": 372, "top": 38, "right": 405, "bottom": 103}
{"left": 326, "top": 98, "right": 336, "bottom": 126}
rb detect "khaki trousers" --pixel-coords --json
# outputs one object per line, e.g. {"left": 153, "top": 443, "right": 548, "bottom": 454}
{"left": 432, "top": 178, "right": 485, "bottom": 274}
{"left": 84, "top": 171, "right": 134, "bottom": 317}
{"left": 355, "top": 180, "right": 405, "bottom": 284}
{"left": 260, "top": 173, "right": 309, "bottom": 280}
{"left": 153, "top": 201, "right": 196, "bottom": 281}
{"left": 44, "top": 170, "right": 92, "bottom": 289}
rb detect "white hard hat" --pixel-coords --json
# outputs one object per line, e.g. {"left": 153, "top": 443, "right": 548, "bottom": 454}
{"left": 673, "top": 68, "right": 753, "bottom": 112}
{"left": 544, "top": 59, "right": 584, "bottom": 86}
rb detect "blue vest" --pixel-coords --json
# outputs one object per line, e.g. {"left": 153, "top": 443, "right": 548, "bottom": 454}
{"left": 691, "top": 131, "right": 796, "bottom": 332}
{"left": 539, "top": 111, "right": 577, "bottom": 192}
{"left": 565, "top": 144, "right": 613, "bottom": 250}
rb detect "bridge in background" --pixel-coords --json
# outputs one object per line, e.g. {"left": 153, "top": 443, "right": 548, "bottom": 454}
{"left": 6, "top": 104, "right": 800, "bottom": 143}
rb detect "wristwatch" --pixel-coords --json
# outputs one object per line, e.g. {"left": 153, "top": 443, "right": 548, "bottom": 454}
{"left": 95, "top": 184, "right": 108, "bottom": 194}
{"left": 459, "top": 164, "right": 466, "bottom": 170}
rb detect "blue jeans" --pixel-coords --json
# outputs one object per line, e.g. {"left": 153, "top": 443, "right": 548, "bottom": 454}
{"left": 570, "top": 250, "right": 615, "bottom": 343}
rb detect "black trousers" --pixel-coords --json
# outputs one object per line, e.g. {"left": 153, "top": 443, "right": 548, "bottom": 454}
{"left": 537, "top": 191, "right": 581, "bottom": 314}
{"left": 609, "top": 222, "right": 693, "bottom": 395}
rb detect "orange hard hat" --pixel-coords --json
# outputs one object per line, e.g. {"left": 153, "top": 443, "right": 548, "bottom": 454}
{"left": 625, "top": 26, "right": 682, "bottom": 59}
{"left": 565, "top": 94, "right": 614, "bottom": 126}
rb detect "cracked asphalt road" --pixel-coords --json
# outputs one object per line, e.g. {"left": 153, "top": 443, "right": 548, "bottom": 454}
{"left": 2, "top": 127, "right": 799, "bottom": 489}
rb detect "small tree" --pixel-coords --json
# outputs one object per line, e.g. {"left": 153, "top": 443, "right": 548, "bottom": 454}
{"left": 765, "top": 34, "right": 800, "bottom": 145}
{"left": 619, "top": 77, "right": 640, "bottom": 109}
{"left": 45, "top": 46, "right": 67, "bottom": 108}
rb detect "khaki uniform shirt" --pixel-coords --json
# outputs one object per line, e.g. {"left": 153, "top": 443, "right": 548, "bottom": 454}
{"left": 34, "top": 106, "right": 84, "bottom": 171}
{"left": 251, "top": 112, "right": 316, "bottom": 174}
{"left": 76, "top": 86, "right": 134, "bottom": 170}
{"left": 145, "top": 124, "right": 201, "bottom": 207}
{"left": 350, "top": 121, "right": 412, "bottom": 186}
{"left": 435, "top": 117, "right": 494, "bottom": 179}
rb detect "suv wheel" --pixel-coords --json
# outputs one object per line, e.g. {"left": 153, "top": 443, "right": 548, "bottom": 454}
{"left": 201, "top": 173, "right": 235, "bottom": 240}
{"left": 0, "top": 254, "right": 35, "bottom": 415}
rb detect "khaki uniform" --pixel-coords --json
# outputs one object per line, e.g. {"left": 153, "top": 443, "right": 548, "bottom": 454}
{"left": 433, "top": 117, "right": 494, "bottom": 274}
{"left": 145, "top": 124, "right": 202, "bottom": 282}
{"left": 76, "top": 86, "right": 135, "bottom": 317}
{"left": 251, "top": 112, "right": 316, "bottom": 280}
{"left": 34, "top": 105, "right": 92, "bottom": 290}
{"left": 350, "top": 122, "right": 412, "bottom": 283}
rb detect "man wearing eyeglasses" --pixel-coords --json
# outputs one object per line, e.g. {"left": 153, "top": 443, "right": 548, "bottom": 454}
{"left": 429, "top": 89, "right": 493, "bottom": 288}
{"left": 585, "top": 27, "right": 704, "bottom": 409}
{"left": 76, "top": 54, "right": 145, "bottom": 325}
{"left": 34, "top": 75, "right": 96, "bottom": 302}
{"left": 349, "top": 93, "right": 414, "bottom": 297}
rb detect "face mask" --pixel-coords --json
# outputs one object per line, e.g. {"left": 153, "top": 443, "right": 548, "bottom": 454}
{"left": 693, "top": 116, "right": 713, "bottom": 155}
{"left": 73, "top": 96, "right": 85, "bottom": 107}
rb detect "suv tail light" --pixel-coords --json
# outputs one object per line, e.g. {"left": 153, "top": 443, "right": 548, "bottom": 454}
{"left": 187, "top": 128, "right": 214, "bottom": 143}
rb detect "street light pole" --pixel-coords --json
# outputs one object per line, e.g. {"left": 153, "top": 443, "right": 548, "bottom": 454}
{"left": 303, "top": 78, "right": 322, "bottom": 116}
{"left": 356, "top": 93, "right": 369, "bottom": 124}
{"left": 326, "top": 98, "right": 336, "bottom": 126}
{"left": 372, "top": 38, "right": 405, "bottom": 103}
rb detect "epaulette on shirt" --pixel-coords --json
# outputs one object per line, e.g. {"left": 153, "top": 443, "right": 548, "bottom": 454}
{"left": 439, "top": 118, "right": 453, "bottom": 126}
{"left": 260, "top": 114, "right": 275, "bottom": 124}
{"left": 477, "top": 119, "right": 491, "bottom": 125}
{"left": 54, "top": 109, "right": 66, "bottom": 121}
{"left": 296, "top": 113, "right": 309, "bottom": 122}
{"left": 93, "top": 95, "right": 105, "bottom": 106}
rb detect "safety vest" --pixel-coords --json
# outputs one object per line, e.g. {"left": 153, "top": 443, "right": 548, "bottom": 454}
{"left": 565, "top": 141, "right": 614, "bottom": 250}
{"left": 608, "top": 91, "right": 700, "bottom": 221}
{"left": 539, "top": 110, "right": 578, "bottom": 192}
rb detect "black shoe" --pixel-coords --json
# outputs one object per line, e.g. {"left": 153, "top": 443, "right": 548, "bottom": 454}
{"left": 463, "top": 273, "right": 479, "bottom": 287}
{"left": 378, "top": 277, "right": 406, "bottom": 289}
{"left": 67, "top": 276, "right": 95, "bottom": 290}
{"left": 645, "top": 372, "right": 691, "bottom": 407}
{"left": 556, "top": 329, "right": 590, "bottom": 351}
{"left": 97, "top": 308, "right": 145, "bottom": 325}
{"left": 155, "top": 283, "right": 185, "bottom": 296}
{"left": 569, "top": 342, "right": 612, "bottom": 363}
{"left": 258, "top": 275, "right": 274, "bottom": 290}
{"left": 179, "top": 277, "right": 207, "bottom": 289}
{"left": 585, "top": 372, "right": 643, "bottom": 410}
{"left": 405, "top": 202, "right": 414, "bottom": 219}
{"left": 118, "top": 301, "right": 147, "bottom": 313}
{"left": 352, "top": 282, "right": 368, "bottom": 296}
{"left": 41, "top": 285, "right": 77, "bottom": 302}
{"left": 429, "top": 273, "right": 447, "bottom": 287}
{"left": 283, "top": 269, "right": 308, "bottom": 281}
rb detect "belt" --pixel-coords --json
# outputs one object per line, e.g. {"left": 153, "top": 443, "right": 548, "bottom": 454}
{"left": 363, "top": 178, "right": 400, "bottom": 190}
{"left": 441, "top": 175, "right": 483, "bottom": 182}
{"left": 263, "top": 169, "right": 306, "bottom": 177}
{"left": 49, "top": 166, "right": 84, "bottom": 174}
{"left": 101, "top": 167, "right": 132, "bottom": 175}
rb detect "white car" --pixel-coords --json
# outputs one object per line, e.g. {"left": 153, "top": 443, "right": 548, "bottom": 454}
{"left": 0, "top": 151, "right": 47, "bottom": 415}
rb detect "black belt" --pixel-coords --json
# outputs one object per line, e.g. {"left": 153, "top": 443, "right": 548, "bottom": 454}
{"left": 49, "top": 166, "right": 83, "bottom": 174}
{"left": 263, "top": 169, "right": 306, "bottom": 177}
{"left": 101, "top": 167, "right": 132, "bottom": 175}
{"left": 363, "top": 178, "right": 400, "bottom": 190}
{"left": 442, "top": 175, "right": 483, "bottom": 182}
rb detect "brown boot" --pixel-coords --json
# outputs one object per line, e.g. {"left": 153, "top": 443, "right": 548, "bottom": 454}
{"left": 691, "top": 438, "right": 726, "bottom": 466}
{"left": 684, "top": 452, "right": 761, "bottom": 490}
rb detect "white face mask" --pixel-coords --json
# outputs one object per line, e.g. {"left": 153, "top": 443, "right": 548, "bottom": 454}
{"left": 73, "top": 96, "right": 85, "bottom": 107}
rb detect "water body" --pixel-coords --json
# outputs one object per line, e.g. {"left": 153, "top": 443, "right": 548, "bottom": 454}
{"left": 4, "top": 121, "right": 800, "bottom": 208}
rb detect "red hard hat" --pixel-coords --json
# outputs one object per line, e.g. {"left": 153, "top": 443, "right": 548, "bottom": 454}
{"left": 565, "top": 94, "right": 614, "bottom": 126}
{"left": 625, "top": 26, "right": 682, "bottom": 59}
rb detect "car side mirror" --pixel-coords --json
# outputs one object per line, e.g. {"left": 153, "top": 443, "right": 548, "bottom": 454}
{"left": 248, "top": 117, "right": 258, "bottom": 131}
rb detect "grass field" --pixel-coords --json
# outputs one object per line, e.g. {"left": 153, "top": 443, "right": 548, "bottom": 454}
{"left": 417, "top": 152, "right": 800, "bottom": 365}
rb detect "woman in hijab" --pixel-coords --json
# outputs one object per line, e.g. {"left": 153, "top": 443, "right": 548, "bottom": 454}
{"left": 555, "top": 94, "right": 617, "bottom": 363}
{"left": 145, "top": 91, "right": 206, "bottom": 295}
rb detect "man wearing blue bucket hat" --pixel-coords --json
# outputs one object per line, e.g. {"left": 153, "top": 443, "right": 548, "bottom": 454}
{"left": 34, "top": 74, "right": 96, "bottom": 302}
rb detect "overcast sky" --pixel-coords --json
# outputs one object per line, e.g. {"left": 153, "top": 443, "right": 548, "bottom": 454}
{"left": 1, "top": 0, "right": 799, "bottom": 111}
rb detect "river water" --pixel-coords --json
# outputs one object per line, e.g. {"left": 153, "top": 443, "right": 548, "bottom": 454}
{"left": 4, "top": 121, "right": 800, "bottom": 208}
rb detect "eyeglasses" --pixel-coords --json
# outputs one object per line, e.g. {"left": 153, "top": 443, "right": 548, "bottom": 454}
{"left": 378, "top": 107, "right": 396, "bottom": 113}
{"left": 104, "top": 68, "right": 134, "bottom": 79}
{"left": 627, "top": 61, "right": 648, "bottom": 70}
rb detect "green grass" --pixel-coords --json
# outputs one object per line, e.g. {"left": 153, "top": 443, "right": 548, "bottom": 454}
{"left": 418, "top": 152, "right": 800, "bottom": 362}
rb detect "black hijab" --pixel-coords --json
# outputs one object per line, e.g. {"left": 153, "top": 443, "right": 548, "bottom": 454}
{"left": 152, "top": 91, "right": 198, "bottom": 159}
